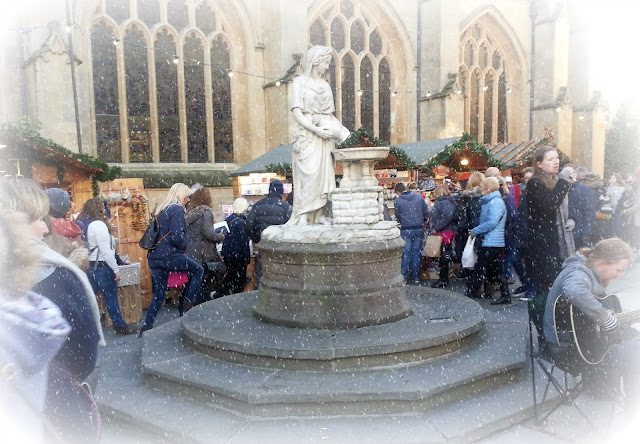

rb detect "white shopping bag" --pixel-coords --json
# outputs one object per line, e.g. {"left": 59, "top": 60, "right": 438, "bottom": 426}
{"left": 461, "top": 236, "right": 478, "bottom": 269}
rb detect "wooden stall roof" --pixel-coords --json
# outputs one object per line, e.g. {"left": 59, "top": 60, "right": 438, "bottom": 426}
{"left": 484, "top": 141, "right": 538, "bottom": 167}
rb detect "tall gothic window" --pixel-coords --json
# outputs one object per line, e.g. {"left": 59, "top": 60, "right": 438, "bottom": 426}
{"left": 155, "top": 29, "right": 180, "bottom": 162}
{"left": 184, "top": 34, "right": 207, "bottom": 163}
{"left": 309, "top": 1, "right": 392, "bottom": 140}
{"left": 124, "top": 25, "right": 152, "bottom": 162}
{"left": 211, "top": 37, "right": 234, "bottom": 163}
{"left": 92, "top": 20, "right": 121, "bottom": 162}
{"left": 93, "top": 1, "right": 237, "bottom": 163}
{"left": 459, "top": 20, "right": 521, "bottom": 144}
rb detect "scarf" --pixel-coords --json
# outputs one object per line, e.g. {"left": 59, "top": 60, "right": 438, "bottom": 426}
{"left": 556, "top": 186, "right": 575, "bottom": 260}
{"left": 31, "top": 239, "right": 106, "bottom": 346}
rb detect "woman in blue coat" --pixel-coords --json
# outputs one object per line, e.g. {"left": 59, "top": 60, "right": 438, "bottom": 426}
{"left": 140, "top": 183, "right": 204, "bottom": 335}
{"left": 465, "top": 177, "right": 511, "bottom": 304}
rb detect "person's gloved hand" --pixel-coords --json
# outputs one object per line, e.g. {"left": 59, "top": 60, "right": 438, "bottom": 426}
{"left": 559, "top": 166, "right": 576, "bottom": 183}
{"left": 565, "top": 218, "right": 575, "bottom": 232}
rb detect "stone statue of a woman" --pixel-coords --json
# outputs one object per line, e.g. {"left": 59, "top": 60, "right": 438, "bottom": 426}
{"left": 287, "top": 45, "right": 351, "bottom": 225}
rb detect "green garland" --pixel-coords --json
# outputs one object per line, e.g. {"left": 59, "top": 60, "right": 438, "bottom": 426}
{"left": 425, "top": 133, "right": 502, "bottom": 170}
{"left": 388, "top": 146, "right": 417, "bottom": 169}
{"left": 335, "top": 127, "right": 415, "bottom": 168}
{"left": 336, "top": 127, "right": 387, "bottom": 149}
{"left": 264, "top": 162, "right": 292, "bottom": 176}
{"left": 0, "top": 118, "right": 122, "bottom": 184}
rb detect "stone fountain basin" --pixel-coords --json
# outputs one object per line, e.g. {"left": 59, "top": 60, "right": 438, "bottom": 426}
{"left": 332, "top": 146, "right": 390, "bottom": 161}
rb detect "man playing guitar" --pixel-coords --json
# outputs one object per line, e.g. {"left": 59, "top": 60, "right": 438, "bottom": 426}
{"left": 541, "top": 238, "right": 639, "bottom": 413}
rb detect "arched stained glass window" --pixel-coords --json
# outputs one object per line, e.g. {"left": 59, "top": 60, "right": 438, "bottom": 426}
{"left": 167, "top": 0, "right": 188, "bottom": 31}
{"left": 137, "top": 0, "right": 159, "bottom": 28}
{"left": 92, "top": 20, "right": 121, "bottom": 162}
{"left": 211, "top": 37, "right": 234, "bottom": 163}
{"left": 460, "top": 19, "right": 521, "bottom": 144}
{"left": 106, "top": 0, "right": 129, "bottom": 24}
{"left": 341, "top": 0, "right": 354, "bottom": 19}
{"left": 310, "top": 19, "right": 325, "bottom": 46}
{"left": 378, "top": 59, "right": 391, "bottom": 144}
{"left": 184, "top": 34, "right": 207, "bottom": 163}
{"left": 341, "top": 56, "right": 355, "bottom": 132}
{"left": 483, "top": 72, "right": 494, "bottom": 142}
{"left": 196, "top": 2, "right": 216, "bottom": 36}
{"left": 350, "top": 21, "right": 365, "bottom": 54}
{"left": 124, "top": 25, "right": 152, "bottom": 162}
{"left": 360, "top": 57, "right": 374, "bottom": 131}
{"left": 470, "top": 70, "right": 480, "bottom": 141}
{"left": 331, "top": 19, "right": 345, "bottom": 51}
{"left": 498, "top": 72, "right": 507, "bottom": 142}
{"left": 311, "top": 4, "right": 393, "bottom": 140}
{"left": 369, "top": 29, "right": 382, "bottom": 56}
{"left": 92, "top": 2, "right": 238, "bottom": 164}
{"left": 155, "top": 29, "right": 180, "bottom": 162}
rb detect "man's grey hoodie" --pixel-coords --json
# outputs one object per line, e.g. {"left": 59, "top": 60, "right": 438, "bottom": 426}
{"left": 542, "top": 253, "right": 610, "bottom": 347}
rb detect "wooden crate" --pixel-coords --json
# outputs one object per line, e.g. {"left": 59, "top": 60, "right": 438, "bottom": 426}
{"left": 97, "top": 284, "right": 143, "bottom": 327}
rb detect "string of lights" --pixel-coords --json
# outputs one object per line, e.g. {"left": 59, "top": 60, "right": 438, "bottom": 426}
{"left": 12, "top": 22, "right": 521, "bottom": 96}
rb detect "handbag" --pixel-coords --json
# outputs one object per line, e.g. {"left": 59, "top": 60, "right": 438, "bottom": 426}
{"left": 139, "top": 214, "right": 171, "bottom": 250}
{"left": 461, "top": 236, "right": 478, "bottom": 269}
{"left": 423, "top": 235, "right": 443, "bottom": 258}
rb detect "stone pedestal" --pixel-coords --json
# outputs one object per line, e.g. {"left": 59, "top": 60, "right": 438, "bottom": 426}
{"left": 253, "top": 223, "right": 411, "bottom": 329}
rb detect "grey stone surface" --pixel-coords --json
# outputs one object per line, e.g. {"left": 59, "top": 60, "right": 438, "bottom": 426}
{"left": 182, "top": 290, "right": 484, "bottom": 368}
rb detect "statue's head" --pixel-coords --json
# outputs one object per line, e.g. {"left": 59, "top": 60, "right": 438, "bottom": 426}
{"left": 305, "top": 46, "right": 332, "bottom": 75}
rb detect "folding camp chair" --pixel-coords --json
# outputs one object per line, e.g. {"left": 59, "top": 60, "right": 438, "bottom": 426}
{"left": 526, "top": 292, "right": 604, "bottom": 428}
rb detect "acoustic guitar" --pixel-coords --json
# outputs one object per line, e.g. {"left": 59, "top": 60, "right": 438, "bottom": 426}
{"left": 553, "top": 293, "right": 640, "bottom": 365}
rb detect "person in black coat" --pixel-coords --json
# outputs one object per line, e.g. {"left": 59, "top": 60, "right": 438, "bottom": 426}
{"left": 568, "top": 167, "right": 597, "bottom": 249}
{"left": 524, "top": 147, "right": 576, "bottom": 297}
{"left": 453, "top": 172, "right": 484, "bottom": 277}
{"left": 246, "top": 180, "right": 292, "bottom": 289}
{"left": 429, "top": 185, "right": 457, "bottom": 288}
{"left": 214, "top": 198, "right": 251, "bottom": 298}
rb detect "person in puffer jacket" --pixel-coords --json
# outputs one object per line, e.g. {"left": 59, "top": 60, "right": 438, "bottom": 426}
{"left": 542, "top": 238, "right": 638, "bottom": 410}
{"left": 465, "top": 177, "right": 511, "bottom": 304}
{"left": 246, "top": 180, "right": 292, "bottom": 289}
{"left": 394, "top": 182, "right": 429, "bottom": 284}
{"left": 429, "top": 185, "right": 457, "bottom": 288}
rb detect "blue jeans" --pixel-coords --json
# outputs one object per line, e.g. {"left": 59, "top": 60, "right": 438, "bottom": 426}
{"left": 145, "top": 253, "right": 204, "bottom": 327}
{"left": 87, "top": 264, "right": 126, "bottom": 328}
{"left": 400, "top": 228, "right": 424, "bottom": 281}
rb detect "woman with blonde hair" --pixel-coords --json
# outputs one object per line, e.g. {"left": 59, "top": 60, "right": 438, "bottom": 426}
{"left": 6, "top": 178, "right": 104, "bottom": 442}
{"left": 141, "top": 183, "right": 204, "bottom": 335}
{"left": 0, "top": 210, "right": 71, "bottom": 443}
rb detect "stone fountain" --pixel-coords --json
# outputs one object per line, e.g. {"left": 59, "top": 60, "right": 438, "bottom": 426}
{"left": 253, "top": 146, "right": 411, "bottom": 329}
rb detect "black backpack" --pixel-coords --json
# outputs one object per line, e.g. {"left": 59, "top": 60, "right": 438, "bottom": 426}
{"left": 139, "top": 213, "right": 170, "bottom": 250}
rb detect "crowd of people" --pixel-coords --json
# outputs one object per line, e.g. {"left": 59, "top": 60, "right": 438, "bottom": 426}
{"left": 1, "top": 144, "right": 639, "bottom": 439}
{"left": 395, "top": 146, "right": 640, "bottom": 305}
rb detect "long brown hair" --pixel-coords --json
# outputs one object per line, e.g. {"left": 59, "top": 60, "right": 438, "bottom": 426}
{"left": 187, "top": 188, "right": 212, "bottom": 208}
{"left": 531, "top": 146, "right": 557, "bottom": 190}
{"left": 77, "top": 198, "right": 108, "bottom": 223}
